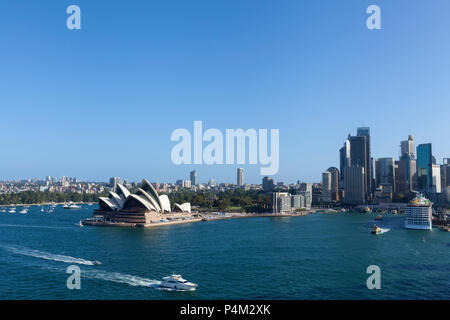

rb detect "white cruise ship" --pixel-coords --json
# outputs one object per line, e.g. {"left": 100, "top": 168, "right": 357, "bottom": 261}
{"left": 405, "top": 194, "right": 432, "bottom": 230}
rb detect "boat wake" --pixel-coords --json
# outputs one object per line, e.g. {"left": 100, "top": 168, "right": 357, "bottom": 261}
{"left": 0, "top": 244, "right": 101, "bottom": 266}
{"left": 378, "top": 228, "right": 390, "bottom": 234}
{"left": 82, "top": 269, "right": 161, "bottom": 288}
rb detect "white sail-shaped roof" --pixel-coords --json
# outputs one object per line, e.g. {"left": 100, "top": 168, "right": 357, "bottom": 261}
{"left": 135, "top": 188, "right": 161, "bottom": 212}
{"left": 99, "top": 197, "right": 118, "bottom": 211}
{"left": 141, "top": 179, "right": 162, "bottom": 211}
{"left": 109, "top": 191, "right": 124, "bottom": 209}
{"left": 180, "top": 202, "right": 191, "bottom": 213}
{"left": 173, "top": 202, "right": 191, "bottom": 213}
{"left": 159, "top": 194, "right": 171, "bottom": 213}
{"left": 121, "top": 194, "right": 155, "bottom": 212}
{"left": 116, "top": 184, "right": 131, "bottom": 202}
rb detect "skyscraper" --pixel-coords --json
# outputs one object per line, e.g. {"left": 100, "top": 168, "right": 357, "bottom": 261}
{"left": 190, "top": 170, "right": 197, "bottom": 186}
{"left": 327, "top": 167, "right": 340, "bottom": 201}
{"left": 375, "top": 157, "right": 395, "bottom": 192}
{"left": 417, "top": 143, "right": 433, "bottom": 192}
{"left": 263, "top": 176, "right": 275, "bottom": 192}
{"left": 357, "top": 127, "right": 373, "bottom": 198}
{"left": 349, "top": 134, "right": 367, "bottom": 199}
{"left": 237, "top": 168, "right": 244, "bottom": 187}
{"left": 343, "top": 166, "right": 365, "bottom": 204}
{"left": 432, "top": 164, "right": 441, "bottom": 194}
{"left": 322, "top": 171, "right": 332, "bottom": 202}
{"left": 400, "top": 134, "right": 415, "bottom": 158}
{"left": 339, "top": 138, "right": 350, "bottom": 188}
{"left": 109, "top": 177, "right": 123, "bottom": 191}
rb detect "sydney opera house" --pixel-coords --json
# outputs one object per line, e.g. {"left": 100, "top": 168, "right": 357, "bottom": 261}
{"left": 94, "top": 179, "right": 192, "bottom": 225}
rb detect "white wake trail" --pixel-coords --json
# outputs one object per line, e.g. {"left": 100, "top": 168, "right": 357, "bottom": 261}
{"left": 0, "top": 244, "right": 100, "bottom": 266}
{"left": 82, "top": 269, "right": 161, "bottom": 287}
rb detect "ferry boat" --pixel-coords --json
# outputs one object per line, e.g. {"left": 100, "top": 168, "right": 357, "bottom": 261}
{"left": 405, "top": 193, "right": 432, "bottom": 230}
{"left": 371, "top": 224, "right": 389, "bottom": 235}
{"left": 159, "top": 274, "right": 197, "bottom": 290}
{"left": 371, "top": 224, "right": 382, "bottom": 234}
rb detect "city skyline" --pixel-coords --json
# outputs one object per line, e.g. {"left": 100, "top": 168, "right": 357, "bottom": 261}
{"left": 1, "top": 1, "right": 450, "bottom": 183}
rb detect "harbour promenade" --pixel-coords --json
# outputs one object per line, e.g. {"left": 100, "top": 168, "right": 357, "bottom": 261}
{"left": 82, "top": 210, "right": 314, "bottom": 228}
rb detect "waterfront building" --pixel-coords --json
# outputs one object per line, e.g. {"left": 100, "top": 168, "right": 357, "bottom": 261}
{"left": 349, "top": 134, "right": 369, "bottom": 200}
{"left": 190, "top": 170, "right": 197, "bottom": 186}
{"left": 375, "top": 157, "right": 396, "bottom": 193}
{"left": 339, "top": 138, "right": 351, "bottom": 188}
{"left": 322, "top": 171, "right": 332, "bottom": 203}
{"left": 263, "top": 176, "right": 275, "bottom": 192}
{"left": 432, "top": 164, "right": 441, "bottom": 194}
{"left": 291, "top": 194, "right": 306, "bottom": 209}
{"left": 96, "top": 179, "right": 191, "bottom": 224}
{"left": 298, "top": 183, "right": 312, "bottom": 209}
{"left": 327, "top": 167, "right": 340, "bottom": 201}
{"left": 417, "top": 143, "right": 433, "bottom": 192}
{"left": 441, "top": 159, "right": 450, "bottom": 203}
{"left": 398, "top": 154, "right": 417, "bottom": 194}
{"left": 343, "top": 166, "right": 365, "bottom": 204}
{"left": 237, "top": 168, "right": 244, "bottom": 187}
{"left": 405, "top": 193, "right": 432, "bottom": 230}
{"left": 272, "top": 192, "right": 306, "bottom": 213}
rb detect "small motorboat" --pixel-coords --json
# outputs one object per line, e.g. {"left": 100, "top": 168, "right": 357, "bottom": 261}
{"left": 8, "top": 208, "right": 16, "bottom": 213}
{"left": 19, "top": 209, "right": 28, "bottom": 214}
{"left": 92, "top": 260, "right": 102, "bottom": 265}
{"left": 63, "top": 202, "right": 81, "bottom": 209}
{"left": 375, "top": 214, "right": 383, "bottom": 221}
{"left": 159, "top": 274, "right": 198, "bottom": 291}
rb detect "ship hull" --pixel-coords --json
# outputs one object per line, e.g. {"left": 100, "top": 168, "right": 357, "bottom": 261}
{"left": 405, "top": 221, "right": 432, "bottom": 230}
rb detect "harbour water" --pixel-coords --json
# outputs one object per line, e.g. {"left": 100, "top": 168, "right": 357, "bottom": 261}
{"left": 0, "top": 205, "right": 449, "bottom": 299}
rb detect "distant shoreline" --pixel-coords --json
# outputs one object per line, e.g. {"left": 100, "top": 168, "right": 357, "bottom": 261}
{"left": 0, "top": 202, "right": 96, "bottom": 207}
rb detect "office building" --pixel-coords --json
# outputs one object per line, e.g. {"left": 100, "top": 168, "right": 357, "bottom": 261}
{"left": 417, "top": 143, "right": 433, "bottom": 192}
{"left": 339, "top": 138, "right": 350, "bottom": 188}
{"left": 190, "top": 170, "right": 197, "bottom": 186}
{"left": 109, "top": 177, "right": 123, "bottom": 191}
{"left": 322, "top": 171, "right": 332, "bottom": 202}
{"left": 327, "top": 167, "right": 340, "bottom": 201}
{"left": 237, "top": 168, "right": 244, "bottom": 187}
{"left": 357, "top": 127, "right": 373, "bottom": 198}
{"left": 400, "top": 134, "right": 415, "bottom": 158}
{"left": 375, "top": 157, "right": 395, "bottom": 192}
{"left": 432, "top": 164, "right": 441, "bottom": 194}
{"left": 343, "top": 166, "right": 365, "bottom": 204}
{"left": 263, "top": 176, "right": 275, "bottom": 192}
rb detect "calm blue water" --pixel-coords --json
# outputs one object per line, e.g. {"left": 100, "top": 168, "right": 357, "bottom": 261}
{"left": 0, "top": 205, "right": 449, "bottom": 300}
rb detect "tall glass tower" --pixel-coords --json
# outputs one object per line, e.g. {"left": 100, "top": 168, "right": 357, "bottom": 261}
{"left": 417, "top": 143, "right": 433, "bottom": 192}
{"left": 357, "top": 127, "right": 373, "bottom": 199}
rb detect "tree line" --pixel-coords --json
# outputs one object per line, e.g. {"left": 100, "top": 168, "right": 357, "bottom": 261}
{"left": 168, "top": 189, "right": 271, "bottom": 212}
{"left": 0, "top": 191, "right": 107, "bottom": 205}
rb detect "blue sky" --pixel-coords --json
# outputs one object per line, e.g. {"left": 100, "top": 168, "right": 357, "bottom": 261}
{"left": 1, "top": 0, "right": 450, "bottom": 184}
